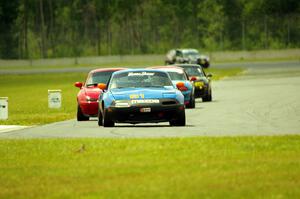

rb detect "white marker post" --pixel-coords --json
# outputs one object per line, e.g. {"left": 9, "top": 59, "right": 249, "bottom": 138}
{"left": 0, "top": 97, "right": 8, "bottom": 120}
{"left": 48, "top": 90, "right": 62, "bottom": 109}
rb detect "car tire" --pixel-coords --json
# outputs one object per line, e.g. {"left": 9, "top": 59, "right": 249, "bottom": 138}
{"left": 97, "top": 109, "right": 103, "bottom": 126}
{"left": 103, "top": 109, "right": 115, "bottom": 127}
{"left": 77, "top": 105, "right": 89, "bottom": 121}
{"left": 202, "top": 62, "right": 210, "bottom": 68}
{"left": 169, "top": 110, "right": 186, "bottom": 126}
{"left": 198, "top": 60, "right": 210, "bottom": 68}
{"left": 186, "top": 93, "right": 195, "bottom": 108}
{"left": 202, "top": 90, "right": 212, "bottom": 102}
{"left": 194, "top": 90, "right": 201, "bottom": 98}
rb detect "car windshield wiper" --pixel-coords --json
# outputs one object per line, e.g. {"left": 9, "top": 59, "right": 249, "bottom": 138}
{"left": 142, "top": 85, "right": 164, "bottom": 88}
{"left": 114, "top": 86, "right": 136, "bottom": 89}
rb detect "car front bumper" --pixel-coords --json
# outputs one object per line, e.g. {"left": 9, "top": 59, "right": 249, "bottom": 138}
{"left": 80, "top": 101, "right": 98, "bottom": 116}
{"left": 194, "top": 83, "right": 209, "bottom": 98}
{"left": 105, "top": 103, "right": 184, "bottom": 124}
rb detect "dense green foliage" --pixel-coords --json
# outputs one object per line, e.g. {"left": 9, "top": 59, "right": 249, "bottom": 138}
{"left": 1, "top": 136, "right": 300, "bottom": 198}
{"left": 0, "top": 0, "right": 299, "bottom": 59}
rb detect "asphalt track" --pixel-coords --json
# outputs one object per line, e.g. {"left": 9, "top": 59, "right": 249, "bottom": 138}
{"left": 1, "top": 60, "right": 299, "bottom": 74}
{"left": 1, "top": 60, "right": 300, "bottom": 138}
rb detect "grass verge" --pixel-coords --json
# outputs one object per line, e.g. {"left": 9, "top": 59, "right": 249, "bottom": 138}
{"left": 0, "top": 67, "right": 243, "bottom": 125}
{"left": 0, "top": 73, "right": 86, "bottom": 125}
{"left": 0, "top": 136, "right": 300, "bottom": 198}
{"left": 205, "top": 67, "right": 243, "bottom": 80}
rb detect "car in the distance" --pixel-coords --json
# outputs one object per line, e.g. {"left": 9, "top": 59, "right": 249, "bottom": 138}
{"left": 176, "top": 64, "right": 212, "bottom": 102}
{"left": 74, "top": 68, "right": 125, "bottom": 121}
{"left": 97, "top": 69, "right": 186, "bottom": 127}
{"left": 149, "top": 66, "right": 195, "bottom": 108}
{"left": 165, "top": 49, "right": 210, "bottom": 68}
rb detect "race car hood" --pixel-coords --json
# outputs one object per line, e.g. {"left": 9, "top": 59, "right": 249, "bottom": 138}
{"left": 83, "top": 87, "right": 101, "bottom": 99}
{"left": 110, "top": 87, "right": 177, "bottom": 100}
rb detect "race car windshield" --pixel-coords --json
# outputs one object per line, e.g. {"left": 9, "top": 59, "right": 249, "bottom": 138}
{"left": 85, "top": 71, "right": 114, "bottom": 86}
{"left": 110, "top": 71, "right": 173, "bottom": 89}
{"left": 182, "top": 50, "right": 199, "bottom": 58}
{"left": 183, "top": 66, "right": 204, "bottom": 77}
{"left": 167, "top": 71, "right": 187, "bottom": 81}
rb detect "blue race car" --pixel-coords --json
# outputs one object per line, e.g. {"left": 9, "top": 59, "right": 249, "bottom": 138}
{"left": 150, "top": 66, "right": 195, "bottom": 108}
{"left": 97, "top": 69, "right": 186, "bottom": 127}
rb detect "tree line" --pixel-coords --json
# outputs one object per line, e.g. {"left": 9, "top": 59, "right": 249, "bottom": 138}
{"left": 0, "top": 0, "right": 299, "bottom": 59}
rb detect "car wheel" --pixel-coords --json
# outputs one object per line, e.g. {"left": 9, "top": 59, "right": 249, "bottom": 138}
{"left": 186, "top": 93, "right": 195, "bottom": 108}
{"left": 202, "top": 90, "right": 212, "bottom": 102}
{"left": 103, "top": 109, "right": 115, "bottom": 127}
{"left": 169, "top": 110, "right": 186, "bottom": 126}
{"left": 198, "top": 60, "right": 210, "bottom": 68}
{"left": 97, "top": 108, "right": 103, "bottom": 126}
{"left": 202, "top": 62, "right": 210, "bottom": 68}
{"left": 194, "top": 90, "right": 201, "bottom": 98}
{"left": 77, "top": 105, "right": 89, "bottom": 121}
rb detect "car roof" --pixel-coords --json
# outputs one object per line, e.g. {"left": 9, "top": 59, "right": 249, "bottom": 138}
{"left": 89, "top": 67, "right": 127, "bottom": 74}
{"left": 149, "top": 65, "right": 185, "bottom": 73}
{"left": 176, "top": 48, "right": 199, "bottom": 52}
{"left": 175, "top": 63, "right": 202, "bottom": 68}
{"left": 112, "top": 68, "right": 169, "bottom": 75}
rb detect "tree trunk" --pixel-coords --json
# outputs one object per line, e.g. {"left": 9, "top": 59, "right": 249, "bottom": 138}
{"left": 24, "top": 2, "right": 28, "bottom": 59}
{"left": 39, "top": 0, "right": 47, "bottom": 58}
{"left": 48, "top": 0, "right": 55, "bottom": 57}
{"left": 96, "top": 22, "right": 101, "bottom": 56}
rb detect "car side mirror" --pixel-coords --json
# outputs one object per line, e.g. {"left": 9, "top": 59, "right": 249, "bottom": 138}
{"left": 74, "top": 82, "right": 83, "bottom": 88}
{"left": 97, "top": 83, "right": 107, "bottom": 90}
{"left": 190, "top": 76, "right": 197, "bottom": 81}
{"left": 207, "top": 74, "right": 212, "bottom": 78}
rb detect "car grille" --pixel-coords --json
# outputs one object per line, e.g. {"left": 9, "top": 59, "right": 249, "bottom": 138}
{"left": 162, "top": 100, "right": 177, "bottom": 105}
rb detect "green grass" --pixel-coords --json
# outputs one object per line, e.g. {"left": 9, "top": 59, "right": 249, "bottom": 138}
{"left": 0, "top": 73, "right": 86, "bottom": 125}
{"left": 1, "top": 136, "right": 300, "bottom": 198}
{"left": 0, "top": 68, "right": 243, "bottom": 125}
{"left": 205, "top": 67, "right": 243, "bottom": 80}
{"left": 0, "top": 60, "right": 165, "bottom": 71}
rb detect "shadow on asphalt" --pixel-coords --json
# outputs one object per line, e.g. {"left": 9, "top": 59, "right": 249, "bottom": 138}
{"left": 196, "top": 100, "right": 218, "bottom": 103}
{"left": 113, "top": 124, "right": 195, "bottom": 128}
{"left": 191, "top": 107, "right": 204, "bottom": 110}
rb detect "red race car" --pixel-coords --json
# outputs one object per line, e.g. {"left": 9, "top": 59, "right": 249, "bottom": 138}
{"left": 74, "top": 68, "right": 126, "bottom": 121}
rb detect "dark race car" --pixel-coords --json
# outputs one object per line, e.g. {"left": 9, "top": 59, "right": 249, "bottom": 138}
{"left": 74, "top": 68, "right": 126, "bottom": 121}
{"left": 165, "top": 49, "right": 210, "bottom": 68}
{"left": 97, "top": 69, "right": 186, "bottom": 127}
{"left": 176, "top": 64, "right": 212, "bottom": 102}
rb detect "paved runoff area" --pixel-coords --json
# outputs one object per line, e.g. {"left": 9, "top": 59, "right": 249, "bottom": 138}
{"left": 0, "top": 61, "right": 299, "bottom": 138}
{"left": 0, "top": 125, "right": 30, "bottom": 134}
